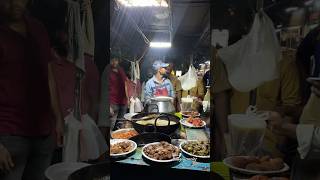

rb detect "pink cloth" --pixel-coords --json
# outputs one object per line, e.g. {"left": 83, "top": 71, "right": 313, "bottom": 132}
{"left": 108, "top": 66, "right": 128, "bottom": 105}
{"left": 52, "top": 53, "right": 87, "bottom": 118}
{"left": 125, "top": 80, "right": 142, "bottom": 99}
{"left": 52, "top": 53, "right": 100, "bottom": 120}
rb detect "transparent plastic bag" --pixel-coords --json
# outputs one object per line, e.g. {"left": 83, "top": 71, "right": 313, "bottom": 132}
{"left": 228, "top": 114, "right": 267, "bottom": 156}
{"left": 180, "top": 97, "right": 193, "bottom": 112}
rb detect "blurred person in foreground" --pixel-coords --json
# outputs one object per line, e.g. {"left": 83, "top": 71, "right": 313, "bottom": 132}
{"left": 268, "top": 26, "right": 320, "bottom": 180}
{"left": 0, "top": 0, "right": 62, "bottom": 179}
{"left": 268, "top": 79, "right": 320, "bottom": 180}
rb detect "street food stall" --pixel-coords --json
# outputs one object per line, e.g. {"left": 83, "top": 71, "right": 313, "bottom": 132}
{"left": 108, "top": 0, "right": 213, "bottom": 179}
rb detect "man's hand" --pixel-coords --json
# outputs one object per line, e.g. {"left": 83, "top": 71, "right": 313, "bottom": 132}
{"left": 267, "top": 111, "right": 287, "bottom": 136}
{"left": 0, "top": 144, "right": 14, "bottom": 173}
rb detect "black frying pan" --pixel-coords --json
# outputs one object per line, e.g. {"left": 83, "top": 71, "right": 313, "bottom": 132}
{"left": 128, "top": 113, "right": 180, "bottom": 135}
{"left": 129, "top": 132, "right": 171, "bottom": 147}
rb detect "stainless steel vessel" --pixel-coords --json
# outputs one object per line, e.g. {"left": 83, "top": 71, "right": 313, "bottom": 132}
{"left": 148, "top": 96, "right": 175, "bottom": 113}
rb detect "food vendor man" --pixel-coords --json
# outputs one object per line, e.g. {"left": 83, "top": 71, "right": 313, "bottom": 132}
{"left": 144, "top": 61, "right": 175, "bottom": 104}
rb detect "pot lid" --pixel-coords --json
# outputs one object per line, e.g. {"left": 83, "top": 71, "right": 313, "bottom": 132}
{"left": 151, "top": 96, "right": 173, "bottom": 101}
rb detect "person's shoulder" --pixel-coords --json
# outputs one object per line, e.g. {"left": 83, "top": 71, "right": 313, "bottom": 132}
{"left": 164, "top": 78, "right": 173, "bottom": 85}
{"left": 146, "top": 78, "right": 154, "bottom": 85}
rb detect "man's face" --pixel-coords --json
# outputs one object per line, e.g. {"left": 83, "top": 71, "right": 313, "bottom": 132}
{"left": 0, "top": 0, "right": 29, "bottom": 22}
{"left": 159, "top": 67, "right": 167, "bottom": 75}
{"left": 111, "top": 58, "right": 119, "bottom": 68}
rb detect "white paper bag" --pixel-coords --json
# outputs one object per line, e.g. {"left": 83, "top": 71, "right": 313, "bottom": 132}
{"left": 218, "top": 11, "right": 281, "bottom": 92}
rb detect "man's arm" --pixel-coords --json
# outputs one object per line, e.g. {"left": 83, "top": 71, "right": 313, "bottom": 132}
{"left": 168, "top": 81, "right": 175, "bottom": 98}
{"left": 175, "top": 80, "right": 182, "bottom": 111}
{"left": 144, "top": 81, "right": 153, "bottom": 104}
{"left": 277, "top": 56, "right": 302, "bottom": 121}
{"left": 197, "top": 78, "right": 205, "bottom": 100}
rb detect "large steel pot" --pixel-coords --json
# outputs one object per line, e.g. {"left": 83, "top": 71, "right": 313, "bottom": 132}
{"left": 147, "top": 96, "right": 175, "bottom": 113}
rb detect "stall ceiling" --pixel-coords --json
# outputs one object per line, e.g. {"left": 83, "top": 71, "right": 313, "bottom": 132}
{"left": 110, "top": 0, "right": 210, "bottom": 59}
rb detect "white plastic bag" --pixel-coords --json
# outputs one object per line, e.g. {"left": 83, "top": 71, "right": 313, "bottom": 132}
{"left": 218, "top": 11, "right": 281, "bottom": 92}
{"left": 63, "top": 112, "right": 82, "bottom": 162}
{"left": 63, "top": 112, "right": 108, "bottom": 162}
{"left": 79, "top": 114, "right": 108, "bottom": 161}
{"left": 134, "top": 97, "right": 143, "bottom": 112}
{"left": 178, "top": 65, "right": 197, "bottom": 91}
{"left": 129, "top": 97, "right": 135, "bottom": 113}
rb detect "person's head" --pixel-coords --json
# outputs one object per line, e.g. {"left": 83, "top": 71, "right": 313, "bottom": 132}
{"left": 0, "top": 0, "right": 29, "bottom": 23}
{"left": 152, "top": 60, "right": 169, "bottom": 77}
{"left": 166, "top": 62, "right": 174, "bottom": 74}
{"left": 110, "top": 57, "right": 120, "bottom": 68}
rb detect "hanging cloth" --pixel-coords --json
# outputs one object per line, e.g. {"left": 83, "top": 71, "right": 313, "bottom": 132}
{"left": 81, "top": 0, "right": 95, "bottom": 56}
{"left": 65, "top": 0, "right": 85, "bottom": 71}
{"left": 130, "top": 61, "right": 135, "bottom": 82}
{"left": 135, "top": 60, "right": 140, "bottom": 82}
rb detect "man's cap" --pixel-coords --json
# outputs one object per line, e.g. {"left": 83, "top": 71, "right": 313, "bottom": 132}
{"left": 152, "top": 60, "right": 169, "bottom": 71}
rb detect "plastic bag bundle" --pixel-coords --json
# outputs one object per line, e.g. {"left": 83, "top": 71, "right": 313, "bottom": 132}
{"left": 218, "top": 11, "right": 281, "bottom": 92}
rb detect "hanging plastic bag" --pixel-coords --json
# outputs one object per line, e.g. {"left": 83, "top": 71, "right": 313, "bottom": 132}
{"left": 178, "top": 65, "right": 197, "bottom": 91}
{"left": 63, "top": 112, "right": 82, "bottom": 162}
{"left": 218, "top": 11, "right": 281, "bottom": 92}
{"left": 79, "top": 114, "right": 108, "bottom": 161}
{"left": 228, "top": 114, "right": 267, "bottom": 156}
{"left": 134, "top": 97, "right": 143, "bottom": 112}
{"left": 129, "top": 97, "right": 135, "bottom": 113}
{"left": 63, "top": 112, "right": 108, "bottom": 162}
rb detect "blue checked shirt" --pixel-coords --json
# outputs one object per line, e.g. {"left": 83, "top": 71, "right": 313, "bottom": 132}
{"left": 144, "top": 76, "right": 175, "bottom": 103}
